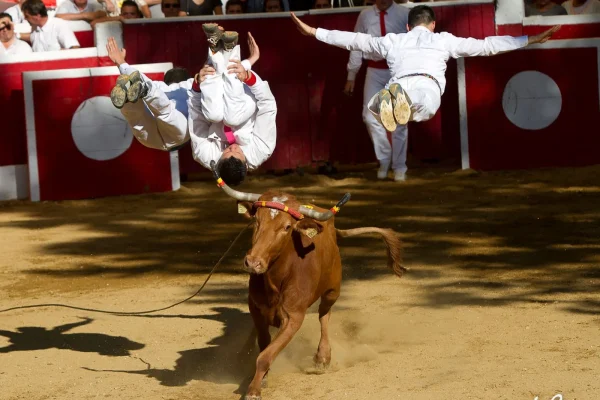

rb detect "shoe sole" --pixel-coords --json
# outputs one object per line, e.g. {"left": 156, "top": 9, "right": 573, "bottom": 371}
{"left": 389, "top": 83, "right": 411, "bottom": 125}
{"left": 378, "top": 90, "right": 397, "bottom": 132}
{"left": 222, "top": 31, "right": 238, "bottom": 51}
{"left": 110, "top": 85, "right": 127, "bottom": 109}
{"left": 127, "top": 81, "right": 143, "bottom": 103}
{"left": 203, "top": 23, "right": 224, "bottom": 52}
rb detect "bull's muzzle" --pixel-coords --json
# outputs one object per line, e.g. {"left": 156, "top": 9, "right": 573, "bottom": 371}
{"left": 244, "top": 255, "right": 268, "bottom": 274}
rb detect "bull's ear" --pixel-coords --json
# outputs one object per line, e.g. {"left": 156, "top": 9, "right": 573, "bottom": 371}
{"left": 237, "top": 201, "right": 256, "bottom": 219}
{"left": 294, "top": 218, "right": 324, "bottom": 240}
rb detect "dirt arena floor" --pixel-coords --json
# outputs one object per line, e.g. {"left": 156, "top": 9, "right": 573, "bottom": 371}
{"left": 1, "top": 165, "right": 599, "bottom": 400}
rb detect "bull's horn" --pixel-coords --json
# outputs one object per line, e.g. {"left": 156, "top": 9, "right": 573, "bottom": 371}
{"left": 210, "top": 160, "right": 261, "bottom": 202}
{"left": 298, "top": 193, "right": 351, "bottom": 221}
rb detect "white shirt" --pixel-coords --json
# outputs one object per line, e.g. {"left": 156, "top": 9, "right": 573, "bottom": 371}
{"left": 317, "top": 26, "right": 529, "bottom": 95}
{"left": 0, "top": 38, "right": 33, "bottom": 55}
{"left": 347, "top": 3, "right": 409, "bottom": 81}
{"left": 188, "top": 72, "right": 277, "bottom": 171}
{"left": 102, "top": 0, "right": 147, "bottom": 17}
{"left": 561, "top": 0, "right": 600, "bottom": 14}
{"left": 56, "top": 0, "right": 105, "bottom": 14}
{"left": 119, "top": 62, "right": 193, "bottom": 119}
{"left": 31, "top": 17, "right": 80, "bottom": 52}
{"left": 5, "top": 5, "right": 25, "bottom": 24}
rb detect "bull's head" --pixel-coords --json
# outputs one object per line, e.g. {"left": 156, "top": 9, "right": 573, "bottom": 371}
{"left": 210, "top": 161, "right": 351, "bottom": 274}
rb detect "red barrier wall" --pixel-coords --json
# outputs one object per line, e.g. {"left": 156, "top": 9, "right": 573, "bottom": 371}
{"left": 123, "top": 3, "right": 495, "bottom": 173}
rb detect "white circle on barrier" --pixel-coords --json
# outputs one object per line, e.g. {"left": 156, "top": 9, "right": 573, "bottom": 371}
{"left": 71, "top": 96, "right": 133, "bottom": 161}
{"left": 502, "top": 71, "right": 562, "bottom": 130}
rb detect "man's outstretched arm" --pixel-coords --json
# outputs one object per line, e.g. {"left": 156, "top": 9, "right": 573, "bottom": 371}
{"left": 290, "top": 12, "right": 392, "bottom": 60}
{"left": 444, "top": 25, "right": 561, "bottom": 59}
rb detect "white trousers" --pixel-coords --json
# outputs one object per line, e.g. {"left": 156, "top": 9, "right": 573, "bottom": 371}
{"left": 120, "top": 81, "right": 189, "bottom": 151}
{"left": 362, "top": 67, "right": 409, "bottom": 173}
{"left": 201, "top": 46, "right": 256, "bottom": 136}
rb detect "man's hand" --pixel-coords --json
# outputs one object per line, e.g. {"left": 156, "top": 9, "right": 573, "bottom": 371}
{"left": 247, "top": 32, "right": 260, "bottom": 66}
{"left": 290, "top": 12, "right": 316, "bottom": 37}
{"left": 528, "top": 25, "right": 560, "bottom": 45}
{"left": 198, "top": 64, "right": 216, "bottom": 83}
{"left": 106, "top": 37, "right": 126, "bottom": 66}
{"left": 227, "top": 60, "right": 250, "bottom": 81}
{"left": 343, "top": 80, "right": 355, "bottom": 97}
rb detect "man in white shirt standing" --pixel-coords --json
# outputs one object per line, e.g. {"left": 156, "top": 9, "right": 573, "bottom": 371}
{"left": 55, "top": 0, "right": 107, "bottom": 23}
{"left": 291, "top": 6, "right": 560, "bottom": 139}
{"left": 22, "top": 0, "right": 80, "bottom": 51}
{"left": 0, "top": 13, "right": 33, "bottom": 55}
{"left": 5, "top": 0, "right": 27, "bottom": 24}
{"left": 345, "top": 0, "right": 410, "bottom": 181}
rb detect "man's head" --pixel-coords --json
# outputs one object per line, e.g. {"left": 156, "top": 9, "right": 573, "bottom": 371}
{"left": 161, "top": 0, "right": 180, "bottom": 17}
{"left": 121, "top": 0, "right": 141, "bottom": 19}
{"left": 312, "top": 0, "right": 331, "bottom": 9}
{"left": 264, "top": 0, "right": 282, "bottom": 12}
{"left": 0, "top": 13, "right": 15, "bottom": 43}
{"left": 22, "top": 0, "right": 48, "bottom": 29}
{"left": 407, "top": 5, "right": 435, "bottom": 31}
{"left": 217, "top": 144, "right": 247, "bottom": 186}
{"left": 375, "top": 0, "right": 393, "bottom": 12}
{"left": 164, "top": 67, "right": 190, "bottom": 85}
{"left": 226, "top": 0, "right": 244, "bottom": 14}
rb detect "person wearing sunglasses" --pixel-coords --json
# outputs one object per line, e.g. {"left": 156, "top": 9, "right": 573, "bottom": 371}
{"left": 0, "top": 13, "right": 33, "bottom": 55}
{"left": 161, "top": 0, "right": 181, "bottom": 16}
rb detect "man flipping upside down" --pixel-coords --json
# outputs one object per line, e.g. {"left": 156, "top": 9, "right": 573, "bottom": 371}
{"left": 291, "top": 5, "right": 560, "bottom": 133}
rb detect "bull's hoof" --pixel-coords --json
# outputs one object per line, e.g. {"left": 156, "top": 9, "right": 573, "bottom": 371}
{"left": 244, "top": 396, "right": 261, "bottom": 400}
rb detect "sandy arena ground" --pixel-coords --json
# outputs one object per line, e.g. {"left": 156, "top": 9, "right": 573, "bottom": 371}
{"left": 1, "top": 166, "right": 599, "bottom": 400}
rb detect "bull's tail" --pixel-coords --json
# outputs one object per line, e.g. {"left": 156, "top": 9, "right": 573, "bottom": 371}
{"left": 336, "top": 227, "right": 407, "bottom": 277}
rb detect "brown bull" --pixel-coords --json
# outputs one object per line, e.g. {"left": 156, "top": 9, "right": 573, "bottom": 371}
{"left": 210, "top": 163, "right": 406, "bottom": 400}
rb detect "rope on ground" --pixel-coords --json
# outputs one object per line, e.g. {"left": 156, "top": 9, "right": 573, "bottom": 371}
{"left": 0, "top": 222, "right": 252, "bottom": 316}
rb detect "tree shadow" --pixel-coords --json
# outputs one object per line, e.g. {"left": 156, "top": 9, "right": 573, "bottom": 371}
{"left": 84, "top": 307, "right": 258, "bottom": 394}
{"left": 0, "top": 317, "right": 145, "bottom": 356}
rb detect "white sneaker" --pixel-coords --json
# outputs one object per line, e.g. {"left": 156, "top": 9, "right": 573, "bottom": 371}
{"left": 394, "top": 170, "right": 406, "bottom": 182}
{"left": 377, "top": 163, "right": 390, "bottom": 180}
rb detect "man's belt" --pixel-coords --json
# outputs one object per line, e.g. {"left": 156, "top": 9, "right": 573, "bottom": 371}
{"left": 398, "top": 73, "right": 442, "bottom": 93}
{"left": 367, "top": 60, "right": 388, "bottom": 69}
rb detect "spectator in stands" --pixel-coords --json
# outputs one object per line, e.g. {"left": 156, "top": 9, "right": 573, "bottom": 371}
{"left": 5, "top": 0, "right": 26, "bottom": 23}
{"left": 178, "top": 0, "right": 223, "bottom": 16}
{"left": 22, "top": 0, "right": 81, "bottom": 51}
{"left": 161, "top": 0, "right": 181, "bottom": 16}
{"left": 264, "top": 0, "right": 283, "bottom": 11}
{"left": 98, "top": 0, "right": 151, "bottom": 18}
{"left": 0, "top": 12, "right": 33, "bottom": 55}
{"left": 55, "top": 0, "right": 107, "bottom": 22}
{"left": 226, "top": 0, "right": 244, "bottom": 13}
{"left": 561, "top": 0, "right": 600, "bottom": 14}
{"left": 312, "top": 0, "right": 331, "bottom": 8}
{"left": 91, "top": 0, "right": 143, "bottom": 26}
{"left": 525, "top": 0, "right": 567, "bottom": 15}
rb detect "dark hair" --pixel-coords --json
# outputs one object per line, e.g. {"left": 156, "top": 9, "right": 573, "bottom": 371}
{"left": 164, "top": 67, "right": 190, "bottom": 85}
{"left": 121, "top": 0, "right": 141, "bottom": 12}
{"left": 264, "top": 0, "right": 283, "bottom": 11}
{"left": 408, "top": 5, "right": 435, "bottom": 28}
{"left": 22, "top": 0, "right": 48, "bottom": 17}
{"left": 0, "top": 12, "right": 13, "bottom": 21}
{"left": 226, "top": 0, "right": 244, "bottom": 12}
{"left": 217, "top": 156, "right": 247, "bottom": 186}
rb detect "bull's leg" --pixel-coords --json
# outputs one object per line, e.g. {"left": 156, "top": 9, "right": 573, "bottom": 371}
{"left": 314, "top": 289, "right": 340, "bottom": 369}
{"left": 245, "top": 312, "right": 305, "bottom": 400}
{"left": 248, "top": 300, "right": 271, "bottom": 388}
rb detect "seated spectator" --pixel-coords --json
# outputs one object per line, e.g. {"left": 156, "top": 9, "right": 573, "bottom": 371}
{"left": 97, "top": 0, "right": 151, "bottom": 18}
{"left": 0, "top": 12, "right": 33, "bottom": 55}
{"left": 561, "top": 0, "right": 600, "bottom": 13}
{"left": 264, "top": 0, "right": 282, "bottom": 11}
{"left": 5, "top": 0, "right": 26, "bottom": 23}
{"left": 55, "top": 0, "right": 107, "bottom": 22}
{"left": 178, "top": 0, "right": 223, "bottom": 16}
{"left": 225, "top": 0, "right": 244, "bottom": 13}
{"left": 91, "top": 0, "right": 143, "bottom": 26}
{"left": 312, "top": 0, "right": 331, "bottom": 8}
{"left": 526, "top": 0, "right": 567, "bottom": 15}
{"left": 161, "top": 0, "right": 181, "bottom": 16}
{"left": 245, "top": 0, "right": 288, "bottom": 12}
{"left": 22, "top": 0, "right": 80, "bottom": 51}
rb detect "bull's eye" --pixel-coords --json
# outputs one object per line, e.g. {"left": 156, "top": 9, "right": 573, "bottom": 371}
{"left": 284, "top": 224, "right": 292, "bottom": 232}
